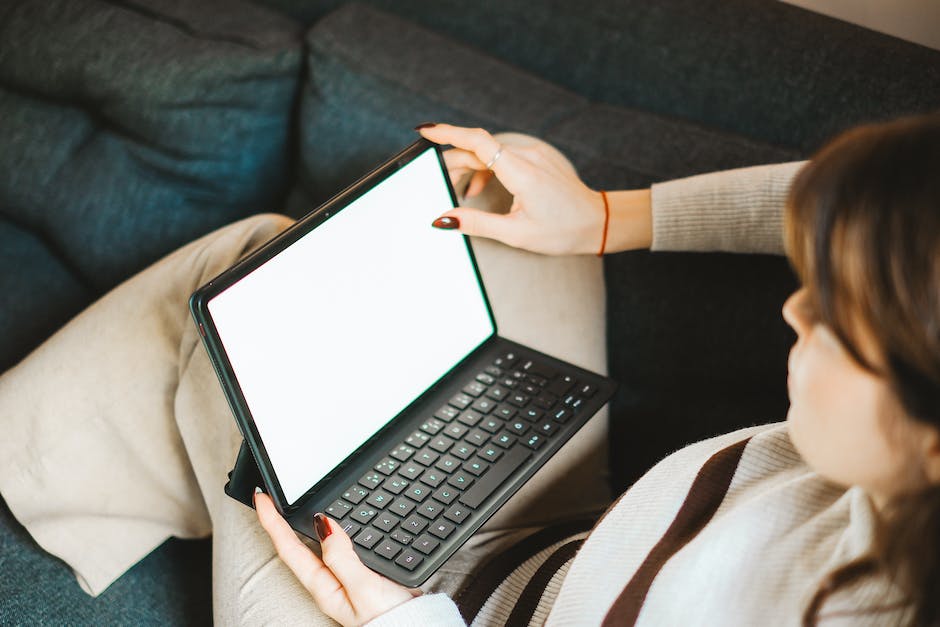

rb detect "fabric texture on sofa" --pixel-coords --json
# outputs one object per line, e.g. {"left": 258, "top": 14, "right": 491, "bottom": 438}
{"left": 0, "top": 0, "right": 301, "bottom": 371}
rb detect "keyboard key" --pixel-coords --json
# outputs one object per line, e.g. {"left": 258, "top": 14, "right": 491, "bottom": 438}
{"left": 428, "top": 520, "right": 456, "bottom": 540}
{"left": 419, "top": 500, "right": 443, "bottom": 518}
{"left": 351, "top": 507, "right": 378, "bottom": 524}
{"left": 406, "top": 430, "right": 431, "bottom": 447}
{"left": 522, "top": 433, "right": 546, "bottom": 450}
{"left": 389, "top": 444, "right": 415, "bottom": 462}
{"left": 447, "top": 471, "right": 474, "bottom": 489}
{"left": 432, "top": 486, "right": 458, "bottom": 504}
{"left": 412, "top": 535, "right": 440, "bottom": 555}
{"left": 537, "top": 421, "right": 558, "bottom": 436}
{"left": 472, "top": 398, "right": 497, "bottom": 414}
{"left": 419, "top": 418, "right": 445, "bottom": 436}
{"left": 366, "top": 490, "right": 393, "bottom": 509}
{"left": 419, "top": 470, "right": 446, "bottom": 488}
{"left": 499, "top": 377, "right": 518, "bottom": 389}
{"left": 342, "top": 485, "right": 368, "bottom": 504}
{"left": 526, "top": 374, "right": 548, "bottom": 387}
{"left": 448, "top": 393, "right": 473, "bottom": 410}
{"left": 507, "top": 420, "right": 529, "bottom": 436}
{"left": 533, "top": 395, "right": 556, "bottom": 410}
{"left": 443, "top": 504, "right": 470, "bottom": 524}
{"left": 450, "top": 444, "right": 476, "bottom": 460}
{"left": 353, "top": 528, "right": 382, "bottom": 549}
{"left": 484, "top": 365, "right": 502, "bottom": 377}
{"left": 389, "top": 497, "right": 415, "bottom": 517}
{"left": 465, "top": 429, "right": 489, "bottom": 446}
{"left": 495, "top": 405, "right": 517, "bottom": 420}
{"left": 444, "top": 423, "right": 469, "bottom": 439}
{"left": 492, "top": 432, "right": 517, "bottom": 449}
{"left": 435, "top": 455, "right": 460, "bottom": 473}
{"left": 326, "top": 500, "right": 353, "bottom": 518}
{"left": 375, "top": 539, "right": 403, "bottom": 560}
{"left": 391, "top": 529, "right": 415, "bottom": 545}
{"left": 521, "top": 359, "right": 556, "bottom": 379}
{"left": 493, "top": 351, "right": 519, "bottom": 369}
{"left": 459, "top": 445, "right": 531, "bottom": 508}
{"left": 462, "top": 381, "right": 487, "bottom": 397}
{"left": 578, "top": 383, "right": 597, "bottom": 398}
{"left": 373, "top": 512, "right": 401, "bottom": 533}
{"left": 414, "top": 450, "right": 439, "bottom": 467}
{"left": 570, "top": 398, "right": 585, "bottom": 411}
{"left": 429, "top": 435, "right": 454, "bottom": 454}
{"left": 382, "top": 476, "right": 409, "bottom": 494}
{"left": 359, "top": 472, "right": 383, "bottom": 489}
{"left": 339, "top": 520, "right": 361, "bottom": 537}
{"left": 374, "top": 457, "right": 400, "bottom": 476}
{"left": 395, "top": 549, "right": 424, "bottom": 571}
{"left": 402, "top": 515, "right": 429, "bottom": 534}
{"left": 508, "top": 393, "right": 530, "bottom": 408}
{"left": 522, "top": 408, "right": 544, "bottom": 422}
{"left": 480, "top": 416, "right": 502, "bottom": 433}
{"left": 478, "top": 445, "right": 503, "bottom": 461}
{"left": 522, "top": 383, "right": 540, "bottom": 396}
{"left": 406, "top": 484, "right": 432, "bottom": 502}
{"left": 485, "top": 386, "right": 509, "bottom": 401}
{"left": 552, "top": 408, "right": 571, "bottom": 424}
{"left": 457, "top": 410, "right": 483, "bottom": 428}
{"left": 399, "top": 462, "right": 423, "bottom": 480}
{"left": 547, "top": 375, "right": 576, "bottom": 397}
{"left": 475, "top": 372, "right": 495, "bottom": 385}
{"left": 435, "top": 405, "right": 460, "bottom": 422}
{"left": 463, "top": 459, "right": 487, "bottom": 476}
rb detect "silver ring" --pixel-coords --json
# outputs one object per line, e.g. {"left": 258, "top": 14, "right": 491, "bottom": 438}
{"left": 484, "top": 146, "right": 503, "bottom": 169}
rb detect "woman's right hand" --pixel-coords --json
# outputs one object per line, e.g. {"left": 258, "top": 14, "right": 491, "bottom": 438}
{"left": 417, "top": 124, "right": 611, "bottom": 256}
{"left": 418, "top": 124, "right": 652, "bottom": 255}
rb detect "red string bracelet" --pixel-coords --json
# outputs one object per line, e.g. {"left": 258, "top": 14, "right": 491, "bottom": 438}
{"left": 597, "top": 190, "right": 610, "bottom": 257}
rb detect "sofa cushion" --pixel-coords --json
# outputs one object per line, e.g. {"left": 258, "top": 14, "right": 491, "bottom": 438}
{"left": 0, "top": 0, "right": 302, "bottom": 369}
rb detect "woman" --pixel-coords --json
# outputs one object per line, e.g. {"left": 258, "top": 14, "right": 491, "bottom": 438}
{"left": 255, "top": 115, "right": 940, "bottom": 625}
{"left": 1, "top": 113, "right": 937, "bottom": 625}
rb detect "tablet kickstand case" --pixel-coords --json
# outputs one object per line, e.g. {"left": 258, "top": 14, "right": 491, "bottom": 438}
{"left": 225, "top": 440, "right": 264, "bottom": 508}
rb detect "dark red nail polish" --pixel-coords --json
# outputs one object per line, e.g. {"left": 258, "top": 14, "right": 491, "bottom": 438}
{"left": 313, "top": 513, "right": 332, "bottom": 541}
{"left": 414, "top": 122, "right": 437, "bottom": 130}
{"left": 432, "top": 216, "right": 459, "bottom": 229}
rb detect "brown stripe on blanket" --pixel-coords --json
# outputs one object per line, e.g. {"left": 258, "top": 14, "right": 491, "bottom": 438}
{"left": 602, "top": 437, "right": 751, "bottom": 626}
{"left": 453, "top": 517, "right": 596, "bottom": 623}
{"left": 506, "top": 538, "right": 584, "bottom": 627}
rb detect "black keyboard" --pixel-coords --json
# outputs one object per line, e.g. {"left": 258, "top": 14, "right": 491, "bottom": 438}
{"left": 323, "top": 350, "right": 601, "bottom": 574}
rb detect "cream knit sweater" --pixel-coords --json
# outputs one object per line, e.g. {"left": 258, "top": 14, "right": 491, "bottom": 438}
{"left": 365, "top": 162, "right": 913, "bottom": 626}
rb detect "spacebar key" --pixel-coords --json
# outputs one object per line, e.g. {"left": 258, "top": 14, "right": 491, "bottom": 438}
{"left": 459, "top": 446, "right": 531, "bottom": 509}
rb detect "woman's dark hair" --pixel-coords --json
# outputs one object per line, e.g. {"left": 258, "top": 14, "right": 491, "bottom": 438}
{"left": 784, "top": 111, "right": 940, "bottom": 626}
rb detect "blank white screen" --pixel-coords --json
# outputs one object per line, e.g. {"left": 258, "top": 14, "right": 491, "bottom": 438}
{"left": 208, "top": 148, "right": 495, "bottom": 504}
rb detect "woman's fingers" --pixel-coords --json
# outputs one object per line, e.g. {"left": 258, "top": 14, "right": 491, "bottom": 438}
{"left": 254, "top": 492, "right": 354, "bottom": 624}
{"left": 420, "top": 124, "right": 526, "bottom": 194}
{"left": 316, "top": 516, "right": 385, "bottom": 607}
{"left": 464, "top": 170, "right": 494, "bottom": 198}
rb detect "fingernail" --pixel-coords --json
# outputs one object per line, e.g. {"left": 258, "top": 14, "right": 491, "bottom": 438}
{"left": 432, "top": 216, "right": 459, "bottom": 229}
{"left": 253, "top": 486, "right": 262, "bottom": 507}
{"left": 313, "top": 513, "right": 332, "bottom": 542}
{"left": 414, "top": 122, "right": 437, "bottom": 130}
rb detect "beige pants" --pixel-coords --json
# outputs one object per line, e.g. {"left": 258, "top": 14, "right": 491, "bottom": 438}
{"left": 0, "top": 136, "right": 610, "bottom": 625}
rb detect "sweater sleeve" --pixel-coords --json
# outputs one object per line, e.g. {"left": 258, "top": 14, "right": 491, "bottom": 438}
{"left": 363, "top": 593, "right": 466, "bottom": 627}
{"left": 649, "top": 161, "right": 806, "bottom": 255}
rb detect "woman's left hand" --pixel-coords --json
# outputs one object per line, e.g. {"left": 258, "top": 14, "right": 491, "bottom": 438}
{"left": 255, "top": 491, "right": 422, "bottom": 626}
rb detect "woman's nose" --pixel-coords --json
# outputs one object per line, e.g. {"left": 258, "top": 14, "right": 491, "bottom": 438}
{"left": 782, "top": 288, "right": 811, "bottom": 336}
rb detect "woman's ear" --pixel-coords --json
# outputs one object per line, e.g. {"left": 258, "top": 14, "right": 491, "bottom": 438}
{"left": 919, "top": 425, "right": 940, "bottom": 486}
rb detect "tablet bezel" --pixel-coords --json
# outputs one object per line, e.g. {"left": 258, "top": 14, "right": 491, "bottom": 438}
{"left": 190, "top": 139, "right": 498, "bottom": 515}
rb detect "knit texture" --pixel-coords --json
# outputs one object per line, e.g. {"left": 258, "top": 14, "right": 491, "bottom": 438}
{"left": 650, "top": 161, "right": 805, "bottom": 254}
